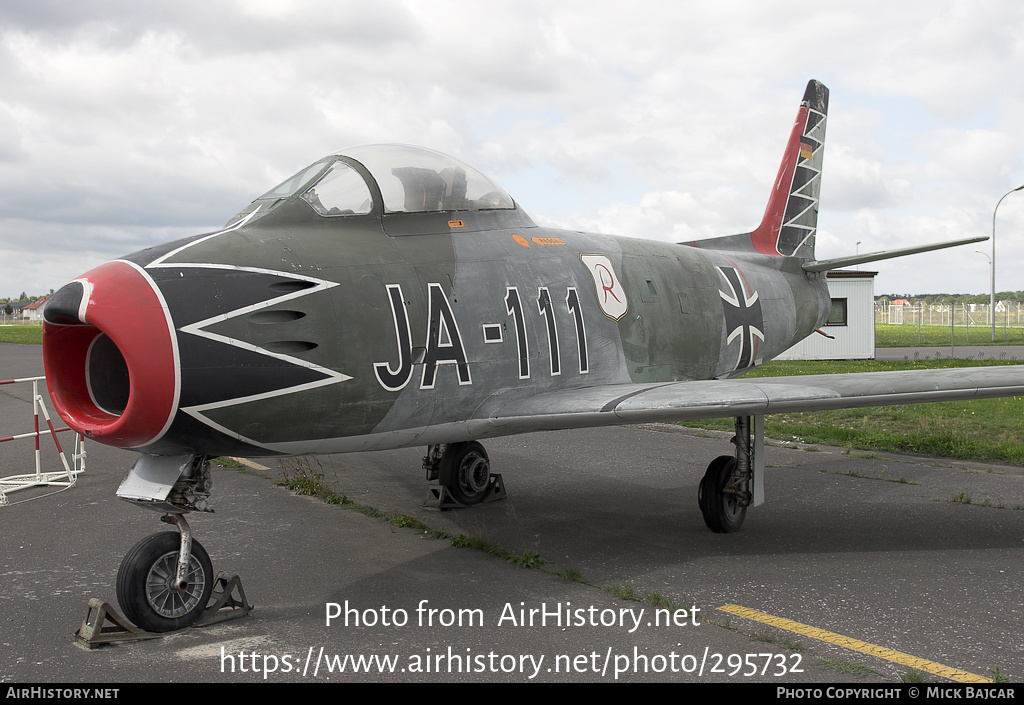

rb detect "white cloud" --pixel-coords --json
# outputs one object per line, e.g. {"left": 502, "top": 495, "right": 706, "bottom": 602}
{"left": 0, "top": 1, "right": 1022, "bottom": 298}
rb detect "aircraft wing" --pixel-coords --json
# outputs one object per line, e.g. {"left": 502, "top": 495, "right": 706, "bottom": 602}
{"left": 487, "top": 367, "right": 1024, "bottom": 433}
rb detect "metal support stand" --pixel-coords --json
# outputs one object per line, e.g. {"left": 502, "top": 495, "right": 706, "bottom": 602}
{"left": 0, "top": 377, "right": 86, "bottom": 506}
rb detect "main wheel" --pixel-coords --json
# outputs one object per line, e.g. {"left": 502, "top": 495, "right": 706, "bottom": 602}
{"left": 698, "top": 455, "right": 746, "bottom": 533}
{"left": 439, "top": 441, "right": 491, "bottom": 506}
{"left": 116, "top": 532, "right": 214, "bottom": 632}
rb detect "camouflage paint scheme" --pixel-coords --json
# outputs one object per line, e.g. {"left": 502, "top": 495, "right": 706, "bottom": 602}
{"left": 42, "top": 80, "right": 1019, "bottom": 463}
{"left": 112, "top": 207, "right": 829, "bottom": 457}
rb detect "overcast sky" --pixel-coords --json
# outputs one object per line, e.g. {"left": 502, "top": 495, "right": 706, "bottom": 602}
{"left": 2, "top": 0, "right": 1023, "bottom": 299}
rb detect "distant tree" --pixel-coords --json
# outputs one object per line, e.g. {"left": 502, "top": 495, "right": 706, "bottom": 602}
{"left": 3, "top": 304, "right": 11, "bottom": 316}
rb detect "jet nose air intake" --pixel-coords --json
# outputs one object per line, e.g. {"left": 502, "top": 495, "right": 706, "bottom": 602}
{"left": 43, "top": 261, "right": 179, "bottom": 449}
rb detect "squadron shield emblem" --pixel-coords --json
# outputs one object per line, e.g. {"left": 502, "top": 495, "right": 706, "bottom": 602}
{"left": 580, "top": 254, "right": 628, "bottom": 321}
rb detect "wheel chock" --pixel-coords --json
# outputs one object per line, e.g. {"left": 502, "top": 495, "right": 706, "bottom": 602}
{"left": 72, "top": 598, "right": 160, "bottom": 649}
{"left": 424, "top": 484, "right": 459, "bottom": 509}
{"left": 195, "top": 572, "right": 253, "bottom": 626}
{"left": 73, "top": 574, "right": 251, "bottom": 646}
{"left": 424, "top": 473, "right": 506, "bottom": 510}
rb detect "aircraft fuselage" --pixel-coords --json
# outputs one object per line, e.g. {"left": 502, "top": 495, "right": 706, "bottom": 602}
{"left": 49, "top": 201, "right": 828, "bottom": 458}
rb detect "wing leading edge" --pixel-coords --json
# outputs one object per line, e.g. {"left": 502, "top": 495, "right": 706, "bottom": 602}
{"left": 487, "top": 367, "right": 1024, "bottom": 434}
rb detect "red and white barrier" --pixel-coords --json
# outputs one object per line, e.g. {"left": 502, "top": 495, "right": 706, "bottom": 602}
{"left": 0, "top": 376, "right": 85, "bottom": 505}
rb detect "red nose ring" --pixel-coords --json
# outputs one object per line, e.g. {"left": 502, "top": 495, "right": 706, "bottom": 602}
{"left": 43, "top": 260, "right": 178, "bottom": 449}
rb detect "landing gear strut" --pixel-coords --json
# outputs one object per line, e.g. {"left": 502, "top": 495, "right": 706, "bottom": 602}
{"left": 698, "top": 415, "right": 764, "bottom": 533}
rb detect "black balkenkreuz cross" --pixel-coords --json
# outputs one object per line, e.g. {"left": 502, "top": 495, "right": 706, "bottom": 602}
{"left": 717, "top": 266, "right": 765, "bottom": 371}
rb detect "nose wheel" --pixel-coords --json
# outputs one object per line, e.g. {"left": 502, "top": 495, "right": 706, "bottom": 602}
{"left": 116, "top": 526, "right": 214, "bottom": 633}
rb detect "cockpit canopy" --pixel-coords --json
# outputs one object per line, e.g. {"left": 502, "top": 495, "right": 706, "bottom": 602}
{"left": 254, "top": 144, "right": 515, "bottom": 218}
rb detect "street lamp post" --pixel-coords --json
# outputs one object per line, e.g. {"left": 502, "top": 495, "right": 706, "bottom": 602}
{"left": 976, "top": 250, "right": 992, "bottom": 330}
{"left": 992, "top": 185, "right": 1024, "bottom": 341}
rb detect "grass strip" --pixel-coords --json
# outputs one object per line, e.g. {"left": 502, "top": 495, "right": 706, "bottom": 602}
{"left": 685, "top": 358, "right": 1024, "bottom": 466}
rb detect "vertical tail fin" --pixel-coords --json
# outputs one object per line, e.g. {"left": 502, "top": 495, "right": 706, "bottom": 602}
{"left": 749, "top": 80, "right": 829, "bottom": 258}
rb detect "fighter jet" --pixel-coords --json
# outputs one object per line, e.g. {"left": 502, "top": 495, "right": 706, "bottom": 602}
{"left": 41, "top": 80, "right": 1023, "bottom": 632}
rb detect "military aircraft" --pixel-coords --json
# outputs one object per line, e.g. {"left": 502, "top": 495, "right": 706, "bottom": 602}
{"left": 41, "top": 80, "right": 1024, "bottom": 632}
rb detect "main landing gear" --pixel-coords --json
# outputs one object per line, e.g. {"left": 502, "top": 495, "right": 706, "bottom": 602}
{"left": 423, "top": 441, "right": 505, "bottom": 508}
{"left": 697, "top": 415, "right": 765, "bottom": 533}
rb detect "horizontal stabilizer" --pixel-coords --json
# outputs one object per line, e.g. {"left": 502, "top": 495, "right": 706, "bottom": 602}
{"left": 801, "top": 236, "right": 987, "bottom": 273}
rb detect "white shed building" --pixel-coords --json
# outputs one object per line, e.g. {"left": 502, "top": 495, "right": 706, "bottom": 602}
{"left": 775, "top": 270, "right": 876, "bottom": 360}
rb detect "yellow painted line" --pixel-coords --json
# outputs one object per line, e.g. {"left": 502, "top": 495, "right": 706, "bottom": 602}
{"left": 229, "top": 457, "right": 271, "bottom": 471}
{"left": 718, "top": 604, "right": 991, "bottom": 683}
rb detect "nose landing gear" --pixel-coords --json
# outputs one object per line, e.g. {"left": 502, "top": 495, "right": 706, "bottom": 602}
{"left": 81, "top": 453, "right": 253, "bottom": 638}
{"left": 115, "top": 518, "right": 214, "bottom": 633}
